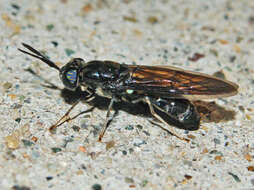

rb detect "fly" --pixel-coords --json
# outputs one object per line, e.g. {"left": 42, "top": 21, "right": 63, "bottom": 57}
{"left": 18, "top": 43, "right": 239, "bottom": 142}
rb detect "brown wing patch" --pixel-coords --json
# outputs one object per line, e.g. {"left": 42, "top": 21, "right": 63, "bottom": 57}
{"left": 127, "top": 65, "right": 238, "bottom": 99}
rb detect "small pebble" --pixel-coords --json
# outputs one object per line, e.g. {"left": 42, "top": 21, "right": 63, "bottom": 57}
{"left": 51, "top": 147, "right": 62, "bottom": 153}
{"left": 5, "top": 135, "right": 20, "bottom": 149}
{"left": 91, "top": 184, "right": 102, "bottom": 190}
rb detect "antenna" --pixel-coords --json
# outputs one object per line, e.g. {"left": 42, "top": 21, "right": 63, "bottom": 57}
{"left": 18, "top": 43, "right": 60, "bottom": 71}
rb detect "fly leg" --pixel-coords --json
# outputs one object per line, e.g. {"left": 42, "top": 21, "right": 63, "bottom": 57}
{"left": 49, "top": 92, "right": 95, "bottom": 133}
{"left": 144, "top": 97, "right": 190, "bottom": 142}
{"left": 98, "top": 97, "right": 116, "bottom": 142}
{"left": 49, "top": 100, "right": 80, "bottom": 133}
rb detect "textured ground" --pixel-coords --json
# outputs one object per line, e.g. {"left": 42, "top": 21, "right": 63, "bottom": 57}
{"left": 0, "top": 0, "right": 254, "bottom": 189}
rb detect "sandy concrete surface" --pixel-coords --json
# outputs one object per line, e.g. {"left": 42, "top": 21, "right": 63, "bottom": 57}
{"left": 0, "top": 0, "right": 253, "bottom": 189}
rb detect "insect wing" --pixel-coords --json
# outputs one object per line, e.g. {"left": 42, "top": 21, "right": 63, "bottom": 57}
{"left": 127, "top": 65, "right": 238, "bottom": 99}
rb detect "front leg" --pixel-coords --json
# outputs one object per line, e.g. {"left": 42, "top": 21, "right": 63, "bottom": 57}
{"left": 49, "top": 91, "right": 95, "bottom": 133}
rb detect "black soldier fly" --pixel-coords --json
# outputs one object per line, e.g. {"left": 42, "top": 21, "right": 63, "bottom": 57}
{"left": 18, "top": 43, "right": 238, "bottom": 142}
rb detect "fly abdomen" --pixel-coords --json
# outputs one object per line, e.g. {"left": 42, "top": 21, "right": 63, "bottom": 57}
{"left": 150, "top": 98, "right": 200, "bottom": 130}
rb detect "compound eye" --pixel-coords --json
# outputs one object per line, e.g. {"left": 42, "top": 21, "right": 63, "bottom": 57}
{"left": 60, "top": 68, "right": 79, "bottom": 91}
{"left": 66, "top": 70, "right": 77, "bottom": 84}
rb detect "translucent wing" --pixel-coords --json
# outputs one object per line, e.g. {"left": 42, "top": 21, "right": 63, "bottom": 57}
{"left": 127, "top": 65, "right": 238, "bottom": 100}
